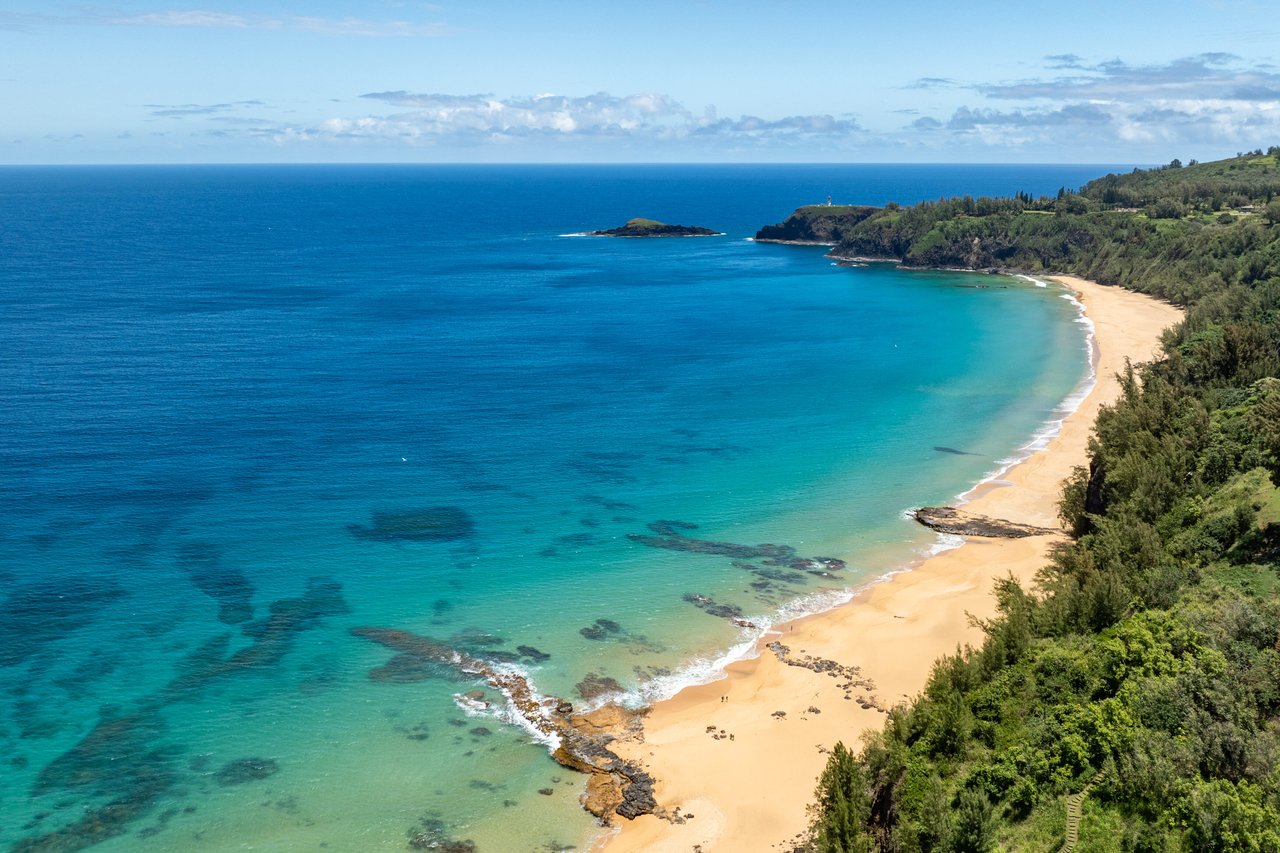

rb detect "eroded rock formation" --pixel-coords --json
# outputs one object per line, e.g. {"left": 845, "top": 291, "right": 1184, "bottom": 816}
{"left": 351, "top": 626, "right": 657, "bottom": 823}
{"left": 914, "top": 506, "right": 1057, "bottom": 538}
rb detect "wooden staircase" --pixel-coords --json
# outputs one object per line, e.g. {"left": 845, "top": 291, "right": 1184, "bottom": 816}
{"left": 1059, "top": 771, "right": 1106, "bottom": 853}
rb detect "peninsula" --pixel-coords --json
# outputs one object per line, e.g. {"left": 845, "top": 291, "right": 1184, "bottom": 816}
{"left": 754, "top": 203, "right": 878, "bottom": 244}
{"left": 587, "top": 217, "right": 720, "bottom": 237}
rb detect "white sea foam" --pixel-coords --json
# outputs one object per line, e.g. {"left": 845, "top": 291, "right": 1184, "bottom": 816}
{"left": 453, "top": 662, "right": 565, "bottom": 752}
{"left": 452, "top": 693, "right": 494, "bottom": 716}
{"left": 612, "top": 515, "right": 977, "bottom": 713}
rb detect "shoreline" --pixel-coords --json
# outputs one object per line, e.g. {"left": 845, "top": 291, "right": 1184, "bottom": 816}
{"left": 592, "top": 275, "right": 1183, "bottom": 852}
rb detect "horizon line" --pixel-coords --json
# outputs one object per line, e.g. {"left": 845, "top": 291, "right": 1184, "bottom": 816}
{"left": 0, "top": 160, "right": 1143, "bottom": 168}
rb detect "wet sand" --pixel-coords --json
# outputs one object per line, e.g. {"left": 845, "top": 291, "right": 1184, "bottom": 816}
{"left": 596, "top": 276, "right": 1183, "bottom": 852}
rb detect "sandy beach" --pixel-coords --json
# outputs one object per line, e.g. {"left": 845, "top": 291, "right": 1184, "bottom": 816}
{"left": 596, "top": 275, "right": 1184, "bottom": 852}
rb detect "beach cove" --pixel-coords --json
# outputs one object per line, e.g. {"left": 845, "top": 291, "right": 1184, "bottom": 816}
{"left": 0, "top": 166, "right": 1127, "bottom": 852}
{"left": 597, "top": 275, "right": 1184, "bottom": 852}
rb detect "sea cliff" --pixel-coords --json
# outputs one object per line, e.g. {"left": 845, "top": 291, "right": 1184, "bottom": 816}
{"left": 754, "top": 204, "right": 879, "bottom": 244}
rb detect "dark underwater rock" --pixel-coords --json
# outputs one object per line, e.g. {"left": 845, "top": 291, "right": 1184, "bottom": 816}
{"left": 164, "top": 577, "right": 348, "bottom": 699}
{"left": 914, "top": 506, "right": 1057, "bottom": 538}
{"left": 517, "top": 644, "right": 551, "bottom": 662}
{"left": 352, "top": 626, "right": 657, "bottom": 823}
{"left": 575, "top": 672, "right": 624, "bottom": 701}
{"left": 24, "top": 711, "right": 176, "bottom": 852}
{"left": 933, "top": 445, "right": 981, "bottom": 456}
{"left": 348, "top": 507, "right": 474, "bottom": 542}
{"left": 580, "top": 618, "right": 624, "bottom": 641}
{"left": 628, "top": 520, "right": 845, "bottom": 576}
{"left": 177, "top": 541, "right": 254, "bottom": 625}
{"left": 21, "top": 580, "right": 347, "bottom": 852}
{"left": 682, "top": 593, "right": 745, "bottom": 621}
{"left": 34, "top": 714, "right": 165, "bottom": 796}
{"left": 0, "top": 578, "right": 127, "bottom": 667}
{"left": 214, "top": 757, "right": 279, "bottom": 786}
{"left": 368, "top": 653, "right": 435, "bottom": 683}
{"left": 408, "top": 817, "right": 477, "bottom": 853}
{"left": 450, "top": 627, "right": 506, "bottom": 647}
{"left": 13, "top": 768, "right": 173, "bottom": 853}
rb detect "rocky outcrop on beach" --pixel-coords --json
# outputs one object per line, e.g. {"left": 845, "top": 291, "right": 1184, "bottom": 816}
{"left": 588, "top": 218, "right": 720, "bottom": 237}
{"left": 754, "top": 204, "right": 880, "bottom": 244}
{"left": 914, "top": 506, "right": 1057, "bottom": 538}
{"left": 766, "top": 641, "right": 886, "bottom": 712}
{"left": 351, "top": 626, "right": 657, "bottom": 823}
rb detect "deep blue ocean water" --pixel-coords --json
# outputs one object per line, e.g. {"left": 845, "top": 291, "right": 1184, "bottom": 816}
{"left": 0, "top": 164, "right": 1113, "bottom": 851}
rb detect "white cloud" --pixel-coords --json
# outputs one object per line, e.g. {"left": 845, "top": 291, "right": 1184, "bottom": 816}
{"left": 978, "top": 53, "right": 1279, "bottom": 103}
{"left": 905, "top": 54, "right": 1280, "bottom": 154}
{"left": 146, "top": 100, "right": 266, "bottom": 118}
{"left": 114, "top": 11, "right": 251, "bottom": 28}
{"left": 0, "top": 8, "right": 448, "bottom": 37}
{"left": 332, "top": 91, "right": 863, "bottom": 145}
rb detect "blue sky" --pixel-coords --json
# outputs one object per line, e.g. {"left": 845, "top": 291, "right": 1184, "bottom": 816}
{"left": 2, "top": 0, "right": 1278, "bottom": 163}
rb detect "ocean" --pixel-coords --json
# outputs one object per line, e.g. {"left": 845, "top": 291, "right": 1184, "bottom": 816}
{"left": 0, "top": 163, "right": 1112, "bottom": 852}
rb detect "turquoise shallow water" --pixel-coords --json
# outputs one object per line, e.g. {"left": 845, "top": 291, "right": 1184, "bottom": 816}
{"left": 0, "top": 165, "right": 1103, "bottom": 852}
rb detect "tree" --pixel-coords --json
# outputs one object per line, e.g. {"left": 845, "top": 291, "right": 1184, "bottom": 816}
{"left": 950, "top": 789, "right": 997, "bottom": 853}
{"left": 812, "top": 742, "right": 873, "bottom": 852}
{"left": 1264, "top": 199, "right": 1280, "bottom": 226}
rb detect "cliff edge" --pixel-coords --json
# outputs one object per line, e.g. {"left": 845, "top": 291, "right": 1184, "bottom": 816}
{"left": 754, "top": 204, "right": 879, "bottom": 244}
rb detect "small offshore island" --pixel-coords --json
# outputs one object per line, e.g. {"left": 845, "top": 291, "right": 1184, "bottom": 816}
{"left": 587, "top": 217, "right": 721, "bottom": 237}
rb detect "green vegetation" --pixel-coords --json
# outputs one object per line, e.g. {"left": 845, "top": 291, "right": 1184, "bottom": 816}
{"left": 828, "top": 146, "right": 1280, "bottom": 304}
{"left": 757, "top": 205, "right": 881, "bottom": 243}
{"left": 622, "top": 217, "right": 666, "bottom": 230}
{"left": 803, "top": 149, "right": 1280, "bottom": 852}
{"left": 798, "top": 205, "right": 875, "bottom": 216}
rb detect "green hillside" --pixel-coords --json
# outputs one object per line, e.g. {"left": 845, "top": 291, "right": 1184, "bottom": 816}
{"left": 800, "top": 150, "right": 1280, "bottom": 853}
{"left": 827, "top": 147, "right": 1280, "bottom": 305}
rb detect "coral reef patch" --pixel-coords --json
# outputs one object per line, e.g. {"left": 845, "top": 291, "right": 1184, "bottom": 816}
{"left": 0, "top": 578, "right": 127, "bottom": 667}
{"left": 348, "top": 507, "right": 475, "bottom": 542}
{"left": 214, "top": 757, "right": 279, "bottom": 786}
{"left": 176, "top": 541, "right": 254, "bottom": 625}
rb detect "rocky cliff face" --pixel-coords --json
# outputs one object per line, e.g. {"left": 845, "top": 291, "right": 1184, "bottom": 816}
{"left": 754, "top": 204, "right": 879, "bottom": 244}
